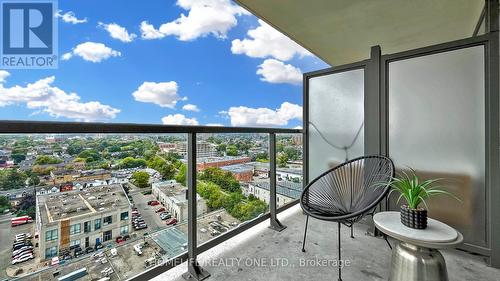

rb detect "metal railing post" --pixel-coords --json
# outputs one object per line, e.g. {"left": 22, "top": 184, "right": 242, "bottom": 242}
{"left": 269, "top": 133, "right": 286, "bottom": 231}
{"left": 182, "top": 132, "right": 210, "bottom": 280}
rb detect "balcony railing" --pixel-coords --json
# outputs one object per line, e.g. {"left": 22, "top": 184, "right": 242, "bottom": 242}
{"left": 0, "top": 120, "right": 304, "bottom": 280}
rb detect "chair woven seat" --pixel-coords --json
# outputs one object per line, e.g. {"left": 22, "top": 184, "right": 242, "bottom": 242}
{"left": 299, "top": 155, "right": 394, "bottom": 281}
{"left": 301, "top": 155, "right": 394, "bottom": 222}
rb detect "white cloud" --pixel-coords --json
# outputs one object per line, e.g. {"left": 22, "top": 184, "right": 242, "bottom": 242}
{"left": 132, "top": 81, "right": 183, "bottom": 108}
{"left": 224, "top": 102, "right": 302, "bottom": 127}
{"left": 257, "top": 59, "right": 302, "bottom": 85}
{"left": 61, "top": 52, "right": 73, "bottom": 61}
{"left": 0, "top": 72, "right": 120, "bottom": 122}
{"left": 162, "top": 114, "right": 199, "bottom": 125}
{"left": 55, "top": 10, "right": 87, "bottom": 24}
{"left": 182, "top": 104, "right": 200, "bottom": 112}
{"left": 0, "top": 71, "right": 10, "bottom": 83}
{"left": 98, "top": 22, "right": 137, "bottom": 43}
{"left": 140, "top": 21, "right": 165, "bottom": 40}
{"left": 206, "top": 123, "right": 223, "bottom": 126}
{"left": 231, "top": 19, "right": 311, "bottom": 61}
{"left": 140, "top": 0, "right": 249, "bottom": 41}
{"left": 64, "top": 42, "right": 121, "bottom": 63}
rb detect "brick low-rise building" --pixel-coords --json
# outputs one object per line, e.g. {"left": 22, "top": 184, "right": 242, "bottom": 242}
{"left": 221, "top": 164, "right": 254, "bottom": 182}
{"left": 196, "top": 156, "right": 251, "bottom": 171}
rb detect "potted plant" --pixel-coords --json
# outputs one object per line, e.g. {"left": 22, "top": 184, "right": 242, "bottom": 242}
{"left": 389, "top": 169, "right": 460, "bottom": 229}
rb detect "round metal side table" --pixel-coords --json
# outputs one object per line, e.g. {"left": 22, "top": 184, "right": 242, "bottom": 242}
{"left": 374, "top": 211, "right": 463, "bottom": 281}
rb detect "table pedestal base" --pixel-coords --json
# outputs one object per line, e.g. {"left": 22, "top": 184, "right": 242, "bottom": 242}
{"left": 389, "top": 242, "right": 448, "bottom": 281}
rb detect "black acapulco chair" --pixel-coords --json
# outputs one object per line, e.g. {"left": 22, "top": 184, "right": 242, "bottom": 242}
{"left": 300, "top": 155, "right": 395, "bottom": 281}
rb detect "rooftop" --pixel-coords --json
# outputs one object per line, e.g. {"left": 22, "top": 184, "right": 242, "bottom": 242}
{"left": 250, "top": 181, "right": 302, "bottom": 199}
{"left": 220, "top": 164, "right": 254, "bottom": 174}
{"left": 197, "top": 156, "right": 251, "bottom": 164}
{"left": 37, "top": 184, "right": 130, "bottom": 223}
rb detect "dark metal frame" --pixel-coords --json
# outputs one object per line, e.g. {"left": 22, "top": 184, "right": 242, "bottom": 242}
{"left": 300, "top": 155, "right": 395, "bottom": 281}
{"left": 0, "top": 120, "right": 302, "bottom": 280}
{"left": 303, "top": 0, "right": 500, "bottom": 267}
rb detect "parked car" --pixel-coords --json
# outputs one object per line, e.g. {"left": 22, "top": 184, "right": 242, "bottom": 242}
{"left": 134, "top": 223, "right": 147, "bottom": 230}
{"left": 12, "top": 246, "right": 33, "bottom": 257}
{"left": 15, "top": 233, "right": 32, "bottom": 241}
{"left": 12, "top": 253, "right": 34, "bottom": 264}
{"left": 85, "top": 247, "right": 95, "bottom": 254}
{"left": 165, "top": 218, "right": 177, "bottom": 226}
{"left": 95, "top": 243, "right": 104, "bottom": 250}
{"left": 147, "top": 200, "right": 160, "bottom": 206}
{"left": 115, "top": 236, "right": 129, "bottom": 243}
{"left": 13, "top": 242, "right": 32, "bottom": 250}
{"left": 155, "top": 207, "right": 166, "bottom": 213}
{"left": 133, "top": 219, "right": 145, "bottom": 225}
{"left": 74, "top": 248, "right": 83, "bottom": 258}
{"left": 159, "top": 212, "right": 171, "bottom": 220}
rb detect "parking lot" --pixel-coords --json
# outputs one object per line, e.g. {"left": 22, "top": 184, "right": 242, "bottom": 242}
{"left": 128, "top": 188, "right": 167, "bottom": 234}
{"left": 1, "top": 215, "right": 43, "bottom": 279}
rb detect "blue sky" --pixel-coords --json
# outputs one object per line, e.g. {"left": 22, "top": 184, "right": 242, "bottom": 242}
{"left": 0, "top": 0, "right": 328, "bottom": 127}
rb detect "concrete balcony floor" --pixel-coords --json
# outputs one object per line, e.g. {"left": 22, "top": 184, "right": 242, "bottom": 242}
{"left": 156, "top": 205, "right": 499, "bottom": 281}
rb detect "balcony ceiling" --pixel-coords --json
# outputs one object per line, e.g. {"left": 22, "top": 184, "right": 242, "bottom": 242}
{"left": 235, "top": 0, "right": 485, "bottom": 65}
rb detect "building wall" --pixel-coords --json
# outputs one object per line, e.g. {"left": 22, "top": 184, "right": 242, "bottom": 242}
{"left": 247, "top": 183, "right": 295, "bottom": 206}
{"left": 197, "top": 157, "right": 251, "bottom": 171}
{"left": 232, "top": 170, "right": 253, "bottom": 182}
{"left": 152, "top": 182, "right": 207, "bottom": 222}
{"left": 38, "top": 206, "right": 131, "bottom": 259}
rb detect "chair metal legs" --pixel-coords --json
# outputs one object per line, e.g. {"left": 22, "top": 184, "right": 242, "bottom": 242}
{"left": 350, "top": 225, "right": 354, "bottom": 238}
{"left": 338, "top": 222, "right": 342, "bottom": 281}
{"left": 302, "top": 215, "right": 309, "bottom": 252}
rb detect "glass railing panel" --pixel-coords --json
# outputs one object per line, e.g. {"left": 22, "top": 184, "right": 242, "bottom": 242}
{"left": 0, "top": 133, "right": 188, "bottom": 280}
{"left": 195, "top": 133, "right": 270, "bottom": 247}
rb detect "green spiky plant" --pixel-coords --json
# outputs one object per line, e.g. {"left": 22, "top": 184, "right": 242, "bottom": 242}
{"left": 390, "top": 169, "right": 461, "bottom": 210}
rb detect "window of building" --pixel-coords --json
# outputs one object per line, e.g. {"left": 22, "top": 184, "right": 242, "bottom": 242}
{"left": 45, "top": 246, "right": 58, "bottom": 259}
{"left": 103, "top": 230, "right": 112, "bottom": 242}
{"left": 45, "top": 229, "right": 58, "bottom": 241}
{"left": 120, "top": 211, "right": 129, "bottom": 221}
{"left": 95, "top": 218, "right": 101, "bottom": 230}
{"left": 103, "top": 216, "right": 112, "bottom": 225}
{"left": 84, "top": 221, "right": 91, "bottom": 233}
{"left": 70, "top": 239, "right": 80, "bottom": 247}
{"left": 69, "top": 223, "right": 81, "bottom": 235}
{"left": 120, "top": 225, "right": 129, "bottom": 235}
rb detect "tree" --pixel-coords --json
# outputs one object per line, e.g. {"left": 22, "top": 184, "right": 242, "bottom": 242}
{"left": 32, "top": 165, "right": 55, "bottom": 176}
{"left": 0, "top": 169, "right": 27, "bottom": 190}
{"left": 283, "top": 146, "right": 301, "bottom": 161}
{"left": 119, "top": 157, "right": 147, "bottom": 169}
{"left": 255, "top": 152, "right": 269, "bottom": 162}
{"left": 0, "top": 196, "right": 9, "bottom": 207}
{"left": 199, "top": 167, "right": 240, "bottom": 193}
{"left": 78, "top": 149, "right": 101, "bottom": 162}
{"left": 132, "top": 171, "right": 150, "bottom": 188}
{"left": 16, "top": 194, "right": 36, "bottom": 219}
{"left": 277, "top": 152, "right": 289, "bottom": 168}
{"left": 226, "top": 145, "right": 238, "bottom": 156}
{"left": 67, "top": 143, "right": 84, "bottom": 155}
{"left": 147, "top": 156, "right": 176, "bottom": 180}
{"left": 34, "top": 155, "right": 62, "bottom": 165}
{"left": 175, "top": 164, "right": 187, "bottom": 186}
{"left": 27, "top": 174, "right": 40, "bottom": 186}
{"left": 11, "top": 153, "right": 26, "bottom": 164}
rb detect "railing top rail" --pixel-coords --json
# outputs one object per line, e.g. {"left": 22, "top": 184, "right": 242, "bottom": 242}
{"left": 0, "top": 120, "right": 302, "bottom": 134}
